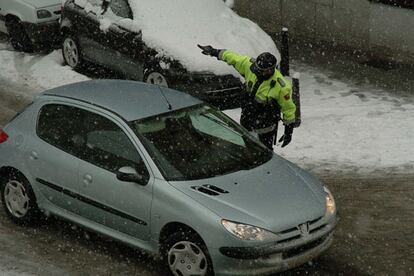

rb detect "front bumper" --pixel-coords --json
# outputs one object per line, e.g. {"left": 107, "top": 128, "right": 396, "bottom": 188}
{"left": 22, "top": 20, "right": 60, "bottom": 45}
{"left": 211, "top": 218, "right": 338, "bottom": 275}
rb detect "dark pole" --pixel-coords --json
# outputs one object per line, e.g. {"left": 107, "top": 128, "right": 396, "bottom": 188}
{"left": 292, "top": 73, "right": 301, "bottom": 128}
{"left": 280, "top": 27, "right": 290, "bottom": 77}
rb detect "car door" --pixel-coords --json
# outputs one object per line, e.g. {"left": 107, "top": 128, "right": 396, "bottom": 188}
{"left": 73, "top": 0, "right": 112, "bottom": 66}
{"left": 26, "top": 103, "right": 83, "bottom": 214}
{"left": 76, "top": 108, "right": 153, "bottom": 240}
{"left": 103, "top": 0, "right": 145, "bottom": 80}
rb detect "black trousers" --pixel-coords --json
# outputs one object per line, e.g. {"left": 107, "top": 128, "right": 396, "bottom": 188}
{"left": 258, "top": 130, "right": 276, "bottom": 151}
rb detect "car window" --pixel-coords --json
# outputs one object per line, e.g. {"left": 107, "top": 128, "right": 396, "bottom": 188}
{"left": 109, "top": 0, "right": 133, "bottom": 19}
{"left": 81, "top": 110, "right": 148, "bottom": 177}
{"left": 131, "top": 105, "right": 272, "bottom": 181}
{"left": 37, "top": 104, "right": 84, "bottom": 156}
{"left": 37, "top": 104, "right": 148, "bottom": 178}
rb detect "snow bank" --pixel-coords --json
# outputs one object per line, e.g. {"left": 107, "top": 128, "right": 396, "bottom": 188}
{"left": 128, "top": 0, "right": 278, "bottom": 76}
{"left": 0, "top": 49, "right": 88, "bottom": 93}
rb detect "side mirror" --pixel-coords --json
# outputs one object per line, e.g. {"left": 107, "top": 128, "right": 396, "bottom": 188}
{"left": 116, "top": 166, "right": 145, "bottom": 185}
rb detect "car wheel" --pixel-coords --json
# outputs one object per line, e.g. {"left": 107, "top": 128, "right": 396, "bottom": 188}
{"left": 163, "top": 231, "right": 214, "bottom": 276}
{"left": 62, "top": 35, "right": 83, "bottom": 70}
{"left": 6, "top": 18, "right": 34, "bottom": 52}
{"left": 0, "top": 171, "right": 40, "bottom": 225}
{"left": 144, "top": 69, "right": 169, "bottom": 87}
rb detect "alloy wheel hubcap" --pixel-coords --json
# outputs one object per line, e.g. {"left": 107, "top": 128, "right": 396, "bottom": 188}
{"left": 4, "top": 180, "right": 29, "bottom": 218}
{"left": 168, "top": 241, "right": 207, "bottom": 276}
{"left": 63, "top": 38, "right": 79, "bottom": 68}
{"left": 145, "top": 72, "right": 168, "bottom": 87}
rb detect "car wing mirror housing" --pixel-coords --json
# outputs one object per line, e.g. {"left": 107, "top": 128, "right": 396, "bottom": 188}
{"left": 116, "top": 166, "right": 146, "bottom": 185}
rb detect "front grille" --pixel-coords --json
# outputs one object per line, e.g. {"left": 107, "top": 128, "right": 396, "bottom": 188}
{"left": 277, "top": 234, "right": 301, "bottom": 244}
{"left": 310, "top": 224, "right": 327, "bottom": 234}
{"left": 54, "top": 10, "right": 62, "bottom": 15}
{"left": 282, "top": 234, "right": 328, "bottom": 259}
{"left": 276, "top": 216, "right": 325, "bottom": 245}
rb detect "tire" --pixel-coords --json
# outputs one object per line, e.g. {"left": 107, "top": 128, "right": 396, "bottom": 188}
{"left": 6, "top": 18, "right": 34, "bottom": 52}
{"left": 62, "top": 34, "right": 83, "bottom": 70}
{"left": 143, "top": 68, "right": 169, "bottom": 87}
{"left": 162, "top": 230, "right": 214, "bottom": 276}
{"left": 0, "top": 171, "right": 41, "bottom": 226}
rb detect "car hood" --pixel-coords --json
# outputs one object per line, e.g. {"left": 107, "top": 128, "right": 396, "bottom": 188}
{"left": 169, "top": 155, "right": 326, "bottom": 233}
{"left": 21, "top": 0, "right": 61, "bottom": 9}
{"left": 125, "top": 0, "right": 279, "bottom": 77}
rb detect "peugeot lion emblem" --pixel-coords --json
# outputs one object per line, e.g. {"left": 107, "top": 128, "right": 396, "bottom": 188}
{"left": 299, "top": 222, "right": 310, "bottom": 236}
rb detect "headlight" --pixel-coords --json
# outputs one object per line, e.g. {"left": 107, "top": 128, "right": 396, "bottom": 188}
{"left": 221, "top": 220, "right": 278, "bottom": 241}
{"left": 37, "top": 10, "right": 52, "bottom": 19}
{"left": 324, "top": 186, "right": 336, "bottom": 217}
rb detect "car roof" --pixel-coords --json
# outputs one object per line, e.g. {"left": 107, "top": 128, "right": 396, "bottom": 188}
{"left": 40, "top": 80, "right": 203, "bottom": 121}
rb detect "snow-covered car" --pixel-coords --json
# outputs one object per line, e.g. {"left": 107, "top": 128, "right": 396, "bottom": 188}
{"left": 0, "top": 80, "right": 337, "bottom": 276}
{"left": 0, "top": 0, "right": 61, "bottom": 51}
{"left": 60, "top": 0, "right": 279, "bottom": 108}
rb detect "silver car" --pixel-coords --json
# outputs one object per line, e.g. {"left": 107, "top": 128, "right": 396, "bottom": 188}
{"left": 0, "top": 80, "right": 337, "bottom": 276}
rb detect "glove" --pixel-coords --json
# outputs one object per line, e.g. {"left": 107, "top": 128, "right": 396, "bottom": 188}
{"left": 197, "top": 44, "right": 220, "bottom": 58}
{"left": 278, "top": 124, "right": 294, "bottom": 148}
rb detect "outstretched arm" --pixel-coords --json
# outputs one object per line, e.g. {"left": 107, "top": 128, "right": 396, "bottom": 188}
{"left": 219, "top": 50, "right": 252, "bottom": 77}
{"left": 198, "top": 45, "right": 251, "bottom": 76}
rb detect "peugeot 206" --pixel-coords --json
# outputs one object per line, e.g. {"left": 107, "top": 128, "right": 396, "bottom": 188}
{"left": 0, "top": 80, "right": 337, "bottom": 275}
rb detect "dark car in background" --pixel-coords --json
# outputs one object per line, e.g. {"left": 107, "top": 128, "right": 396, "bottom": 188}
{"left": 60, "top": 0, "right": 248, "bottom": 108}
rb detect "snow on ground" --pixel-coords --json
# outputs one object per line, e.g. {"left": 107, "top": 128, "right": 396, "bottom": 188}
{"left": 0, "top": 49, "right": 88, "bottom": 92}
{"left": 225, "top": 65, "right": 414, "bottom": 175}
{"left": 0, "top": 43, "right": 413, "bottom": 175}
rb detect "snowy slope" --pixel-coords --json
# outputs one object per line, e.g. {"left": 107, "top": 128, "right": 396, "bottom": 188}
{"left": 0, "top": 44, "right": 413, "bottom": 175}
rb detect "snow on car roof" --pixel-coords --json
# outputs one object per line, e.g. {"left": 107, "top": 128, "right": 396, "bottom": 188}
{"left": 74, "top": 0, "right": 279, "bottom": 76}
{"left": 129, "top": 0, "right": 279, "bottom": 75}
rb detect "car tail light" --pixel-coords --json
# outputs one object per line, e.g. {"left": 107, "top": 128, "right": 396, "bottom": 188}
{"left": 0, "top": 129, "right": 8, "bottom": 144}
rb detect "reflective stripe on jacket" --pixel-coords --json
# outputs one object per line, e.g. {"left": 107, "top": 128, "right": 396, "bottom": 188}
{"left": 219, "top": 50, "right": 296, "bottom": 125}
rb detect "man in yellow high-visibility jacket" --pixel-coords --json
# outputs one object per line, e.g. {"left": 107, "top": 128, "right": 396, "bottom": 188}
{"left": 198, "top": 45, "right": 296, "bottom": 150}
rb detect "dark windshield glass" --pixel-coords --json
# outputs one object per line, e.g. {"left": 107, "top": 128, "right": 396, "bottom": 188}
{"left": 130, "top": 105, "right": 272, "bottom": 181}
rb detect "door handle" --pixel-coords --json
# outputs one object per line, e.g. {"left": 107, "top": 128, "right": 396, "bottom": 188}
{"left": 83, "top": 174, "right": 93, "bottom": 186}
{"left": 30, "top": 151, "right": 38, "bottom": 160}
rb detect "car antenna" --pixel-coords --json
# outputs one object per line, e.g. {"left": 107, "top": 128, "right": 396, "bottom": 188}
{"left": 157, "top": 86, "right": 172, "bottom": 110}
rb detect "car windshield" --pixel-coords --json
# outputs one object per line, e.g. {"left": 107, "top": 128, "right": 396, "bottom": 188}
{"left": 130, "top": 105, "right": 272, "bottom": 181}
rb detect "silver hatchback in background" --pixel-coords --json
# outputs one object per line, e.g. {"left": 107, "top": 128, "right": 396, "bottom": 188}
{"left": 0, "top": 80, "right": 337, "bottom": 275}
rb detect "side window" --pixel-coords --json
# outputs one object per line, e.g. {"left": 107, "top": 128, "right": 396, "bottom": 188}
{"left": 37, "top": 104, "right": 84, "bottom": 156}
{"left": 109, "top": 0, "right": 133, "bottom": 18}
{"left": 81, "top": 111, "right": 148, "bottom": 177}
